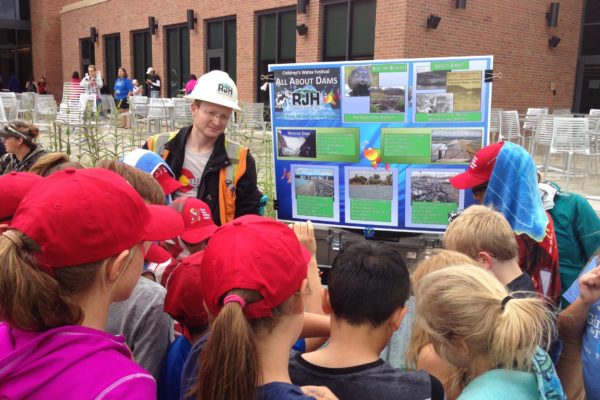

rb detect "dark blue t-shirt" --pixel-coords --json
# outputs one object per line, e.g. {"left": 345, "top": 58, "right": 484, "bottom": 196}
{"left": 257, "top": 382, "right": 315, "bottom": 400}
{"left": 158, "top": 335, "right": 192, "bottom": 400}
{"left": 179, "top": 332, "right": 209, "bottom": 400}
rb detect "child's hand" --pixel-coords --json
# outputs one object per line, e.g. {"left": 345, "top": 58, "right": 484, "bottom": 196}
{"left": 290, "top": 220, "right": 316, "bottom": 256}
{"left": 302, "top": 386, "right": 338, "bottom": 400}
{"left": 580, "top": 264, "right": 600, "bottom": 306}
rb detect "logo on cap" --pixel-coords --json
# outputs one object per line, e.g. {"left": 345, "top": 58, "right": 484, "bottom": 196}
{"left": 218, "top": 83, "right": 233, "bottom": 97}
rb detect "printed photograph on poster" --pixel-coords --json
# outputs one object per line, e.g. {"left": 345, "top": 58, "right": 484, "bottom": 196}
{"left": 345, "top": 66, "right": 376, "bottom": 97}
{"left": 277, "top": 129, "right": 316, "bottom": 158}
{"left": 342, "top": 64, "right": 408, "bottom": 123}
{"left": 273, "top": 68, "right": 341, "bottom": 120}
{"left": 292, "top": 165, "right": 340, "bottom": 222}
{"left": 370, "top": 87, "right": 405, "bottom": 113}
{"left": 416, "top": 93, "right": 454, "bottom": 114}
{"left": 431, "top": 129, "right": 483, "bottom": 163}
{"left": 416, "top": 68, "right": 449, "bottom": 90}
{"left": 445, "top": 71, "right": 482, "bottom": 112}
{"left": 348, "top": 170, "right": 394, "bottom": 200}
{"left": 345, "top": 167, "right": 398, "bottom": 226}
{"left": 405, "top": 168, "right": 464, "bottom": 229}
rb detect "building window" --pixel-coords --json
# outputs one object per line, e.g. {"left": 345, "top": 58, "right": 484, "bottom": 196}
{"left": 257, "top": 9, "right": 296, "bottom": 103}
{"left": 104, "top": 34, "right": 121, "bottom": 95}
{"left": 131, "top": 30, "right": 152, "bottom": 88}
{"left": 206, "top": 18, "right": 236, "bottom": 81}
{"left": 322, "top": 0, "right": 376, "bottom": 61}
{"left": 0, "top": 0, "right": 29, "bottom": 20}
{"left": 80, "top": 38, "right": 95, "bottom": 78}
{"left": 166, "top": 24, "right": 190, "bottom": 98}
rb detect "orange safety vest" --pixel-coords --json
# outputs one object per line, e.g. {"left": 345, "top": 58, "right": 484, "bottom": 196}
{"left": 147, "top": 132, "right": 248, "bottom": 224}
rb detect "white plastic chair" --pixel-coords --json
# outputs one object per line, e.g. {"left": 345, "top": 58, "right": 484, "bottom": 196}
{"left": 523, "top": 108, "right": 548, "bottom": 152}
{"left": 17, "top": 92, "right": 35, "bottom": 119}
{"left": 499, "top": 111, "right": 523, "bottom": 145}
{"left": 552, "top": 108, "right": 571, "bottom": 115}
{"left": 33, "top": 94, "right": 57, "bottom": 129}
{"left": 533, "top": 115, "right": 555, "bottom": 171}
{"left": 0, "top": 97, "right": 7, "bottom": 124}
{"left": 146, "top": 98, "right": 174, "bottom": 132}
{"left": 172, "top": 98, "right": 192, "bottom": 128}
{"left": 239, "top": 102, "right": 266, "bottom": 132}
{"left": 0, "top": 92, "right": 18, "bottom": 121}
{"left": 543, "top": 117, "right": 590, "bottom": 189}
{"left": 489, "top": 108, "right": 501, "bottom": 141}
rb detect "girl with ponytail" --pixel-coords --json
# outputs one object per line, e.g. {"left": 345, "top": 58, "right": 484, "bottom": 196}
{"left": 415, "top": 265, "right": 566, "bottom": 399}
{"left": 188, "top": 215, "right": 337, "bottom": 400}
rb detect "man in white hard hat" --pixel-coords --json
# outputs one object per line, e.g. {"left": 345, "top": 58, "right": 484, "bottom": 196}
{"left": 144, "top": 70, "right": 262, "bottom": 225}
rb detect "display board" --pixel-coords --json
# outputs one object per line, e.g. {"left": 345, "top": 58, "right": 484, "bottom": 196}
{"left": 269, "top": 56, "right": 493, "bottom": 233}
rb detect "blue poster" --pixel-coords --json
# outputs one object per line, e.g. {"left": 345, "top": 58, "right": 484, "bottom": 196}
{"left": 269, "top": 56, "right": 493, "bottom": 233}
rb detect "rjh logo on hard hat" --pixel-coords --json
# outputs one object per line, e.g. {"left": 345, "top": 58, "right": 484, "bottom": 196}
{"left": 218, "top": 83, "right": 234, "bottom": 97}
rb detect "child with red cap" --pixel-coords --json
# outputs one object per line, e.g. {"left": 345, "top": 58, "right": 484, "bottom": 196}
{"left": 0, "top": 168, "right": 183, "bottom": 399}
{"left": 0, "top": 171, "right": 43, "bottom": 231}
{"left": 158, "top": 251, "right": 209, "bottom": 400}
{"left": 449, "top": 141, "right": 561, "bottom": 304}
{"left": 186, "top": 215, "right": 337, "bottom": 400}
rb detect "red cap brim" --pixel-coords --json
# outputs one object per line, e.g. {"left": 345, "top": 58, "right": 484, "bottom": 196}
{"left": 180, "top": 224, "right": 218, "bottom": 244}
{"left": 157, "top": 174, "right": 184, "bottom": 195}
{"left": 449, "top": 170, "right": 490, "bottom": 190}
{"left": 143, "top": 205, "right": 184, "bottom": 241}
{"left": 145, "top": 242, "right": 172, "bottom": 263}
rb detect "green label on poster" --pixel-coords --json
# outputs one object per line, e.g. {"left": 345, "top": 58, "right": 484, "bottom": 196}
{"left": 415, "top": 112, "right": 482, "bottom": 122}
{"left": 412, "top": 202, "right": 458, "bottom": 225}
{"left": 431, "top": 61, "right": 470, "bottom": 71}
{"left": 350, "top": 199, "right": 392, "bottom": 222}
{"left": 316, "top": 129, "right": 360, "bottom": 162}
{"left": 296, "top": 196, "right": 334, "bottom": 218}
{"left": 380, "top": 129, "right": 431, "bottom": 164}
{"left": 344, "top": 113, "right": 405, "bottom": 123}
{"left": 279, "top": 127, "right": 360, "bottom": 162}
{"left": 371, "top": 64, "right": 408, "bottom": 73}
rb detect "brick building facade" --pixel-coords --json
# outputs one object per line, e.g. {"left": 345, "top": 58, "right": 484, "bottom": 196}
{"left": 29, "top": 0, "right": 587, "bottom": 112}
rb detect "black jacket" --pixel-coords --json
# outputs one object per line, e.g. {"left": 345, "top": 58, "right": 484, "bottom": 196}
{"left": 147, "top": 126, "right": 262, "bottom": 225}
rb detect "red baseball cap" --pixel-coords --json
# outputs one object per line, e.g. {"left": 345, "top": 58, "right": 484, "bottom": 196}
{"left": 170, "top": 197, "right": 218, "bottom": 244}
{"left": 0, "top": 172, "right": 43, "bottom": 223}
{"left": 164, "top": 251, "right": 209, "bottom": 333}
{"left": 449, "top": 142, "right": 505, "bottom": 189}
{"left": 153, "top": 164, "right": 182, "bottom": 195}
{"left": 200, "top": 215, "right": 311, "bottom": 319}
{"left": 10, "top": 168, "right": 184, "bottom": 270}
{"left": 145, "top": 242, "right": 172, "bottom": 264}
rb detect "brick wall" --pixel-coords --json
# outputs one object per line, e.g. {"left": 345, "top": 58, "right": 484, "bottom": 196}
{"left": 32, "top": 0, "right": 583, "bottom": 112}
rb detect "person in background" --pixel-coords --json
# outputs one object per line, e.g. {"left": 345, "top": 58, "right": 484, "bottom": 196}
{"left": 0, "top": 168, "right": 183, "bottom": 399}
{"left": 0, "top": 120, "right": 47, "bottom": 175}
{"left": 131, "top": 79, "right": 144, "bottom": 96}
{"left": 37, "top": 77, "right": 48, "bottom": 94}
{"left": 185, "top": 74, "right": 197, "bottom": 95}
{"left": 70, "top": 71, "right": 81, "bottom": 85}
{"left": 8, "top": 75, "right": 20, "bottom": 93}
{"left": 416, "top": 265, "right": 565, "bottom": 399}
{"left": 80, "top": 64, "right": 103, "bottom": 96}
{"left": 539, "top": 179, "right": 600, "bottom": 298}
{"left": 25, "top": 76, "right": 37, "bottom": 93}
{"left": 114, "top": 67, "right": 133, "bottom": 128}
{"left": 146, "top": 67, "right": 161, "bottom": 98}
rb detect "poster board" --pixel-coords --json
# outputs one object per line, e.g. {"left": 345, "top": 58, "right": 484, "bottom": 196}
{"left": 269, "top": 56, "right": 493, "bottom": 233}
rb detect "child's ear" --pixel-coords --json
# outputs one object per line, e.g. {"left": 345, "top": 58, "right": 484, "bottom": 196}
{"left": 389, "top": 306, "right": 408, "bottom": 331}
{"left": 321, "top": 288, "right": 332, "bottom": 315}
{"left": 477, "top": 251, "right": 494, "bottom": 270}
{"left": 105, "top": 249, "right": 130, "bottom": 282}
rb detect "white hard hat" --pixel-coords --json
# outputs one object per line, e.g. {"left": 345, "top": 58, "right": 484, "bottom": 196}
{"left": 185, "top": 70, "right": 240, "bottom": 111}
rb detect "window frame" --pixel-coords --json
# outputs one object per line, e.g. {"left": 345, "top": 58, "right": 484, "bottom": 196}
{"left": 205, "top": 16, "right": 236, "bottom": 81}
{"left": 103, "top": 33, "right": 121, "bottom": 95}
{"left": 165, "top": 23, "right": 190, "bottom": 98}
{"left": 321, "top": 0, "right": 376, "bottom": 62}
{"left": 130, "top": 29, "right": 152, "bottom": 87}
